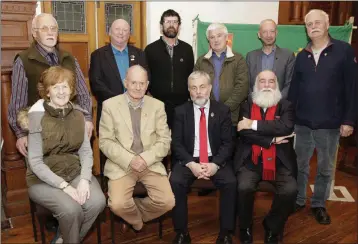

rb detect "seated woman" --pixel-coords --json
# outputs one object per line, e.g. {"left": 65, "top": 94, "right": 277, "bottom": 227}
{"left": 18, "top": 66, "right": 106, "bottom": 244}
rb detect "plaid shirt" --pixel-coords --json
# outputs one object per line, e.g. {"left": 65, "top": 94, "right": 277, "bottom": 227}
{"left": 161, "top": 36, "right": 179, "bottom": 58}
{"left": 8, "top": 43, "right": 92, "bottom": 138}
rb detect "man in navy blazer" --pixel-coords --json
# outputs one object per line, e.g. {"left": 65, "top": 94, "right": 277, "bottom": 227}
{"left": 246, "top": 19, "right": 295, "bottom": 98}
{"left": 170, "top": 71, "right": 236, "bottom": 244}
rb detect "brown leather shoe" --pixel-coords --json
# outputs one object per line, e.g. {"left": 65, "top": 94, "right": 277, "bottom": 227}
{"left": 119, "top": 222, "right": 130, "bottom": 233}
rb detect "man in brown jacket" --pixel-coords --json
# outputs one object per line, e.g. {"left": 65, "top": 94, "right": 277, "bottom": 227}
{"left": 194, "top": 22, "right": 249, "bottom": 134}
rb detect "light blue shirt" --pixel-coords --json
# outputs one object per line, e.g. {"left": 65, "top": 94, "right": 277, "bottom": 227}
{"left": 261, "top": 46, "right": 276, "bottom": 71}
{"left": 111, "top": 45, "right": 129, "bottom": 89}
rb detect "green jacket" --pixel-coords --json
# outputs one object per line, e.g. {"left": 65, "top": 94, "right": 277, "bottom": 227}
{"left": 22, "top": 99, "right": 93, "bottom": 188}
{"left": 194, "top": 46, "right": 249, "bottom": 124}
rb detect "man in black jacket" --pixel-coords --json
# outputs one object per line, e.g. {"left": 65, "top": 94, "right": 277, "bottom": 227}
{"left": 288, "top": 9, "right": 357, "bottom": 225}
{"left": 170, "top": 71, "right": 236, "bottom": 244}
{"left": 89, "top": 19, "right": 147, "bottom": 134}
{"left": 235, "top": 70, "right": 297, "bottom": 244}
{"left": 145, "top": 9, "right": 194, "bottom": 129}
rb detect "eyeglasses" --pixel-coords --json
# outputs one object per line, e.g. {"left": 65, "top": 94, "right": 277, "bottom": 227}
{"left": 34, "top": 26, "right": 58, "bottom": 33}
{"left": 163, "top": 20, "right": 179, "bottom": 25}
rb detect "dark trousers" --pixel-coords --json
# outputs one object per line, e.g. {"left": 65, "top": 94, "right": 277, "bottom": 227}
{"left": 237, "top": 165, "right": 297, "bottom": 234}
{"left": 170, "top": 163, "right": 237, "bottom": 234}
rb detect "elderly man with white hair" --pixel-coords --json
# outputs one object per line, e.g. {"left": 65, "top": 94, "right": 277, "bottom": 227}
{"left": 194, "top": 22, "right": 249, "bottom": 137}
{"left": 288, "top": 9, "right": 357, "bottom": 225}
{"left": 235, "top": 70, "right": 297, "bottom": 244}
{"left": 8, "top": 13, "right": 93, "bottom": 156}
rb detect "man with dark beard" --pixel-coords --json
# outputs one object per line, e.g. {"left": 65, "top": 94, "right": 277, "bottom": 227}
{"left": 234, "top": 70, "right": 297, "bottom": 244}
{"left": 145, "top": 9, "right": 194, "bottom": 129}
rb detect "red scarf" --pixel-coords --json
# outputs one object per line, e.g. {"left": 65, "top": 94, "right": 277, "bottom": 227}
{"left": 251, "top": 103, "right": 277, "bottom": 181}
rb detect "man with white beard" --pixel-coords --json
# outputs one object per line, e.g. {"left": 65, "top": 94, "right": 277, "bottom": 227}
{"left": 170, "top": 71, "right": 236, "bottom": 244}
{"left": 234, "top": 70, "right": 297, "bottom": 244}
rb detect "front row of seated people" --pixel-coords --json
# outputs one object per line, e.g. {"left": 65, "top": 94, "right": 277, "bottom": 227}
{"left": 23, "top": 65, "right": 297, "bottom": 244}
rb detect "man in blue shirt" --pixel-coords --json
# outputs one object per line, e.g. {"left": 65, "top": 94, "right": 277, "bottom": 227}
{"left": 246, "top": 19, "right": 295, "bottom": 99}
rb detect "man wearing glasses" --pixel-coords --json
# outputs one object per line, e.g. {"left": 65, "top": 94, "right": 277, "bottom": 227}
{"left": 7, "top": 13, "right": 93, "bottom": 238}
{"left": 145, "top": 9, "right": 194, "bottom": 129}
{"left": 8, "top": 13, "right": 93, "bottom": 158}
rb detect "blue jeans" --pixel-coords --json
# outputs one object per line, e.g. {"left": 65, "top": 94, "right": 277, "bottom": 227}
{"left": 294, "top": 125, "right": 340, "bottom": 208}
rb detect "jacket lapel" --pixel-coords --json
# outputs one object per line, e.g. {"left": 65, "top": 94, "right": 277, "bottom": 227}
{"left": 187, "top": 103, "right": 195, "bottom": 151}
{"left": 272, "top": 46, "right": 280, "bottom": 74}
{"left": 128, "top": 45, "right": 138, "bottom": 67}
{"left": 256, "top": 50, "right": 262, "bottom": 75}
{"left": 208, "top": 102, "right": 215, "bottom": 149}
{"left": 105, "top": 44, "right": 122, "bottom": 81}
{"left": 140, "top": 96, "right": 149, "bottom": 133}
{"left": 118, "top": 96, "right": 133, "bottom": 133}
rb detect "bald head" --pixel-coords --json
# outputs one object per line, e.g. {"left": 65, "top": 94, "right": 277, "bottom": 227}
{"left": 125, "top": 65, "right": 149, "bottom": 102}
{"left": 258, "top": 19, "right": 277, "bottom": 46}
{"left": 126, "top": 65, "right": 148, "bottom": 81}
{"left": 110, "top": 19, "right": 131, "bottom": 48}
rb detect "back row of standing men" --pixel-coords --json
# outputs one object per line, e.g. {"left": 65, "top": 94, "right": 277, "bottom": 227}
{"left": 8, "top": 8, "right": 357, "bottom": 244}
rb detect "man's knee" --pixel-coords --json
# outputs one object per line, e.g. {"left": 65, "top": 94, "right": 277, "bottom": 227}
{"left": 87, "top": 192, "right": 106, "bottom": 213}
{"left": 109, "top": 197, "right": 135, "bottom": 216}
{"left": 156, "top": 192, "right": 176, "bottom": 212}
{"left": 279, "top": 180, "right": 298, "bottom": 198}
{"left": 237, "top": 179, "right": 256, "bottom": 194}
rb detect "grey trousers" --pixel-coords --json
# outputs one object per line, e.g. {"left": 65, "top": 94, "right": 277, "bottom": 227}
{"left": 28, "top": 175, "right": 106, "bottom": 244}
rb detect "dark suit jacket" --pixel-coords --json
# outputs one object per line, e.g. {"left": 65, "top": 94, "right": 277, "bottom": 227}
{"left": 246, "top": 46, "right": 295, "bottom": 99}
{"left": 172, "top": 100, "right": 233, "bottom": 168}
{"left": 89, "top": 44, "right": 148, "bottom": 131}
{"left": 234, "top": 99, "right": 297, "bottom": 177}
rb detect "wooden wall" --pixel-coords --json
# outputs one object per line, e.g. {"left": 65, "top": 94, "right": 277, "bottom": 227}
{"left": 1, "top": 1, "right": 37, "bottom": 217}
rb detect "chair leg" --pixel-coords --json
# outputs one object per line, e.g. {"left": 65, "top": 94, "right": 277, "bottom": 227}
{"left": 158, "top": 215, "right": 163, "bottom": 239}
{"left": 110, "top": 211, "right": 116, "bottom": 244}
{"left": 39, "top": 216, "right": 46, "bottom": 244}
{"left": 96, "top": 216, "right": 102, "bottom": 244}
{"left": 29, "top": 200, "right": 38, "bottom": 242}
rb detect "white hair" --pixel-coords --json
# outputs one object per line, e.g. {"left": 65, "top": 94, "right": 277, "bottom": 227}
{"left": 188, "top": 70, "right": 211, "bottom": 85}
{"left": 252, "top": 70, "right": 282, "bottom": 108}
{"left": 206, "top": 23, "right": 228, "bottom": 39}
{"left": 32, "top": 13, "right": 58, "bottom": 30}
{"left": 304, "top": 9, "right": 330, "bottom": 24}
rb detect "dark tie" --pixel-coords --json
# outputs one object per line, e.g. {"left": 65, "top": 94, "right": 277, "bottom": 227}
{"left": 199, "top": 107, "right": 209, "bottom": 163}
{"left": 48, "top": 53, "right": 58, "bottom": 66}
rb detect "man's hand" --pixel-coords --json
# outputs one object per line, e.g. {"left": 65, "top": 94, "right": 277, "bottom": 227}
{"left": 186, "top": 162, "right": 206, "bottom": 178}
{"left": 130, "top": 155, "right": 147, "bottom": 172}
{"left": 237, "top": 117, "right": 253, "bottom": 131}
{"left": 76, "top": 179, "right": 90, "bottom": 205}
{"left": 274, "top": 133, "right": 295, "bottom": 144}
{"left": 199, "top": 162, "right": 219, "bottom": 179}
{"left": 340, "top": 125, "right": 354, "bottom": 137}
{"left": 85, "top": 121, "right": 94, "bottom": 138}
{"left": 16, "top": 136, "right": 28, "bottom": 157}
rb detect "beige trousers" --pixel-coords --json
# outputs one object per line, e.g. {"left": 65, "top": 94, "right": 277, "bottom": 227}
{"left": 108, "top": 169, "right": 175, "bottom": 228}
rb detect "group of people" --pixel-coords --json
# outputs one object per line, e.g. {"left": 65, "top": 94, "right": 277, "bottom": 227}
{"left": 8, "top": 7, "right": 357, "bottom": 244}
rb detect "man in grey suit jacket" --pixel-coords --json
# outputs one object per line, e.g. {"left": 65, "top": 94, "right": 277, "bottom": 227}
{"left": 246, "top": 19, "right": 295, "bottom": 98}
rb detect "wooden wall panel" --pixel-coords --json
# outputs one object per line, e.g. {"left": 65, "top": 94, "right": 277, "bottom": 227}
{"left": 1, "top": 1, "right": 37, "bottom": 217}
{"left": 278, "top": 1, "right": 353, "bottom": 25}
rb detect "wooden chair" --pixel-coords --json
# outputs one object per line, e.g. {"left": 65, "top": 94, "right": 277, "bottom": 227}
{"left": 29, "top": 198, "right": 102, "bottom": 244}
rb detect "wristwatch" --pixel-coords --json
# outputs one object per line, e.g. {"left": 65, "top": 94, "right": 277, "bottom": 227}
{"left": 59, "top": 182, "right": 69, "bottom": 190}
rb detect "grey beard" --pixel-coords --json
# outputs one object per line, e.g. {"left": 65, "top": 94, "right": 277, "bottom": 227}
{"left": 252, "top": 89, "right": 282, "bottom": 108}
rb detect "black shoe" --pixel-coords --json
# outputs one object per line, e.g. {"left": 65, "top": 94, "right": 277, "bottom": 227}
{"left": 311, "top": 207, "right": 331, "bottom": 225}
{"left": 172, "top": 232, "right": 191, "bottom": 244}
{"left": 216, "top": 234, "right": 232, "bottom": 244}
{"left": 294, "top": 203, "right": 306, "bottom": 213}
{"left": 263, "top": 220, "right": 279, "bottom": 244}
{"left": 239, "top": 227, "right": 253, "bottom": 244}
